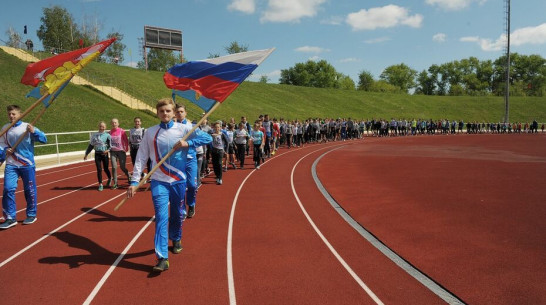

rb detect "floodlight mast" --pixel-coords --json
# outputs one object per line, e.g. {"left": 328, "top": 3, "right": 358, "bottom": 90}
{"left": 504, "top": 0, "right": 510, "bottom": 123}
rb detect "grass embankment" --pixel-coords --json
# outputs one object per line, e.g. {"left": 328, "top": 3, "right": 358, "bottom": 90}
{"left": 1, "top": 48, "right": 545, "bottom": 155}
{"left": 0, "top": 50, "right": 158, "bottom": 154}
{"left": 80, "top": 59, "right": 546, "bottom": 123}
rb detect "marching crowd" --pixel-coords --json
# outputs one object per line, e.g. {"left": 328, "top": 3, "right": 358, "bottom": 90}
{"left": 1, "top": 99, "right": 544, "bottom": 272}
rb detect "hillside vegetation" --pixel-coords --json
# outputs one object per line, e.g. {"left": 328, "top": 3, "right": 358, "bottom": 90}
{"left": 2, "top": 49, "right": 545, "bottom": 136}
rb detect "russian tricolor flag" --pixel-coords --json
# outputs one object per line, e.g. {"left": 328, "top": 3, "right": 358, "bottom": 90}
{"left": 164, "top": 48, "right": 274, "bottom": 103}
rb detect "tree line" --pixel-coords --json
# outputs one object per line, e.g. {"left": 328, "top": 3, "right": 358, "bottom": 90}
{"left": 282, "top": 54, "right": 545, "bottom": 97}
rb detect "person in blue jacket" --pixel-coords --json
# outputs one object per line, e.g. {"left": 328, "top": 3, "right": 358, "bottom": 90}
{"left": 0, "top": 105, "right": 47, "bottom": 229}
{"left": 127, "top": 98, "right": 211, "bottom": 272}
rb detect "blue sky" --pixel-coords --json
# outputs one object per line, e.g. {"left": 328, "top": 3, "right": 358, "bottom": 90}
{"left": 2, "top": 0, "right": 545, "bottom": 84}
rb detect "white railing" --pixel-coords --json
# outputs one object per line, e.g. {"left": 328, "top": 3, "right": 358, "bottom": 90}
{"left": 34, "top": 130, "right": 132, "bottom": 166}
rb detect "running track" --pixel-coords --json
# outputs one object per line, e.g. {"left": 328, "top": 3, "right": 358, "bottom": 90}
{"left": 0, "top": 134, "right": 544, "bottom": 304}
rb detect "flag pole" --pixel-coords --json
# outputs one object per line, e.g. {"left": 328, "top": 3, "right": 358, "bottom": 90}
{"left": 0, "top": 92, "right": 50, "bottom": 139}
{"left": 114, "top": 101, "right": 221, "bottom": 211}
{"left": 0, "top": 86, "right": 65, "bottom": 166}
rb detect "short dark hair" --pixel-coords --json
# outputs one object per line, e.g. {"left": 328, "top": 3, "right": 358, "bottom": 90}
{"left": 7, "top": 105, "right": 21, "bottom": 112}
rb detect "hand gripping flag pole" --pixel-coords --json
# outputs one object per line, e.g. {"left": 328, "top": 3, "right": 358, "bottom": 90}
{"left": 115, "top": 48, "right": 275, "bottom": 211}
{"left": 0, "top": 78, "right": 71, "bottom": 167}
{"left": 0, "top": 38, "right": 116, "bottom": 139}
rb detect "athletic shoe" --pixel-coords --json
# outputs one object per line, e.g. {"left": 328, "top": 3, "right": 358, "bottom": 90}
{"left": 111, "top": 184, "right": 118, "bottom": 190}
{"left": 98, "top": 184, "right": 103, "bottom": 191}
{"left": 153, "top": 259, "right": 169, "bottom": 272}
{"left": 188, "top": 205, "right": 195, "bottom": 218}
{"left": 218, "top": 179, "right": 223, "bottom": 185}
{"left": 256, "top": 165, "right": 261, "bottom": 170}
{"left": 0, "top": 219, "right": 17, "bottom": 230}
{"left": 231, "top": 162, "right": 236, "bottom": 169}
{"left": 172, "top": 240, "right": 183, "bottom": 254}
{"left": 23, "top": 216, "right": 37, "bottom": 225}
{"left": 106, "top": 178, "right": 111, "bottom": 187}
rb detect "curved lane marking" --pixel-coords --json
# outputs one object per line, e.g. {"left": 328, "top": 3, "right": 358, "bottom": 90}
{"left": 311, "top": 146, "right": 465, "bottom": 305}
{"left": 227, "top": 146, "right": 309, "bottom": 305}
{"left": 290, "top": 146, "right": 384, "bottom": 305}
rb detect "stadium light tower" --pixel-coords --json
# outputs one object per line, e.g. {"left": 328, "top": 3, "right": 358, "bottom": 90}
{"left": 504, "top": 0, "right": 511, "bottom": 123}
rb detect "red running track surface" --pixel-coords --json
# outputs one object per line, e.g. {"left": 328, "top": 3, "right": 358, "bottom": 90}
{"left": 0, "top": 133, "right": 544, "bottom": 304}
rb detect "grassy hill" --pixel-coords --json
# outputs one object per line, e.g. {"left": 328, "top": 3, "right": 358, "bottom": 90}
{"left": 2, "top": 48, "right": 546, "bottom": 136}
{"left": 79, "top": 56, "right": 546, "bottom": 124}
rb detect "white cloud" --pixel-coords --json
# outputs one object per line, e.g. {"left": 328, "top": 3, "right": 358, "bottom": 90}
{"left": 460, "top": 23, "right": 546, "bottom": 51}
{"left": 339, "top": 58, "right": 360, "bottom": 63}
{"left": 321, "top": 16, "right": 344, "bottom": 25}
{"left": 433, "top": 33, "right": 447, "bottom": 42}
{"left": 511, "top": 23, "right": 546, "bottom": 46}
{"left": 295, "top": 46, "right": 330, "bottom": 53}
{"left": 228, "top": 0, "right": 255, "bottom": 14}
{"left": 425, "top": 0, "right": 488, "bottom": 11}
{"left": 346, "top": 5, "right": 423, "bottom": 31}
{"left": 309, "top": 56, "right": 321, "bottom": 61}
{"left": 364, "top": 36, "right": 391, "bottom": 44}
{"left": 261, "top": 0, "right": 326, "bottom": 23}
{"left": 460, "top": 36, "right": 479, "bottom": 42}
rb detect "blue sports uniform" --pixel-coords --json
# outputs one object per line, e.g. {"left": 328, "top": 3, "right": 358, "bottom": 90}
{"left": 0, "top": 121, "right": 47, "bottom": 220}
{"left": 130, "top": 120, "right": 211, "bottom": 259}
{"left": 180, "top": 119, "right": 198, "bottom": 215}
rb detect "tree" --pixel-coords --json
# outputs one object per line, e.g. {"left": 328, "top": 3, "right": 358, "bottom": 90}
{"left": 370, "top": 80, "right": 402, "bottom": 93}
{"left": 336, "top": 74, "right": 356, "bottom": 90}
{"left": 78, "top": 12, "right": 103, "bottom": 47}
{"left": 224, "top": 41, "right": 248, "bottom": 54}
{"left": 259, "top": 75, "right": 269, "bottom": 83}
{"left": 104, "top": 31, "right": 126, "bottom": 65}
{"left": 380, "top": 63, "right": 417, "bottom": 93}
{"left": 415, "top": 70, "right": 435, "bottom": 95}
{"left": 37, "top": 5, "right": 80, "bottom": 51}
{"left": 357, "top": 70, "right": 374, "bottom": 91}
{"left": 280, "top": 60, "right": 339, "bottom": 88}
{"left": 5, "top": 27, "right": 22, "bottom": 48}
{"left": 138, "top": 48, "right": 181, "bottom": 71}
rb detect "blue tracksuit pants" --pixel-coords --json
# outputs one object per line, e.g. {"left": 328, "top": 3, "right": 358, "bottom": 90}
{"left": 185, "top": 154, "right": 198, "bottom": 208}
{"left": 2, "top": 165, "right": 37, "bottom": 220}
{"left": 151, "top": 180, "right": 186, "bottom": 259}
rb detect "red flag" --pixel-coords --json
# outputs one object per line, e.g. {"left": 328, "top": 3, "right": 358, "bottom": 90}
{"left": 21, "top": 37, "right": 116, "bottom": 88}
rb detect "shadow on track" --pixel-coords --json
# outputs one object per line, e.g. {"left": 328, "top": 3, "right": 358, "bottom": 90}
{"left": 38, "top": 231, "right": 154, "bottom": 273}
{"left": 81, "top": 207, "right": 151, "bottom": 222}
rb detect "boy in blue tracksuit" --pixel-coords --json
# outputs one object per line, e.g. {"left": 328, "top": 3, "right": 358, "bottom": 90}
{"left": 0, "top": 105, "right": 47, "bottom": 229}
{"left": 175, "top": 104, "right": 199, "bottom": 219}
{"left": 127, "top": 98, "right": 211, "bottom": 272}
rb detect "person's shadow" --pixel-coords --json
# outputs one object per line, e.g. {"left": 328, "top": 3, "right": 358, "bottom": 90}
{"left": 82, "top": 207, "right": 152, "bottom": 223}
{"left": 39, "top": 231, "right": 158, "bottom": 276}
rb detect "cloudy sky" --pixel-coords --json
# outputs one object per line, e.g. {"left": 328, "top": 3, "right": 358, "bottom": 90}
{"left": 1, "top": 0, "right": 545, "bottom": 84}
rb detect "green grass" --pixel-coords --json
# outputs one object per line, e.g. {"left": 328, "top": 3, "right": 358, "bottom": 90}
{"left": 2, "top": 48, "right": 545, "bottom": 143}
{"left": 79, "top": 59, "right": 546, "bottom": 123}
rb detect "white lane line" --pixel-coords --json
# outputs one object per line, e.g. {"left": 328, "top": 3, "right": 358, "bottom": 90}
{"left": 1, "top": 170, "right": 95, "bottom": 198}
{"left": 311, "top": 148, "right": 465, "bottom": 305}
{"left": 36, "top": 163, "right": 94, "bottom": 177}
{"left": 83, "top": 216, "right": 154, "bottom": 305}
{"left": 0, "top": 193, "right": 125, "bottom": 268}
{"left": 227, "top": 147, "right": 305, "bottom": 305}
{"left": 15, "top": 175, "right": 123, "bottom": 215}
{"left": 290, "top": 147, "right": 384, "bottom": 305}
{"left": 227, "top": 168, "right": 258, "bottom": 305}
